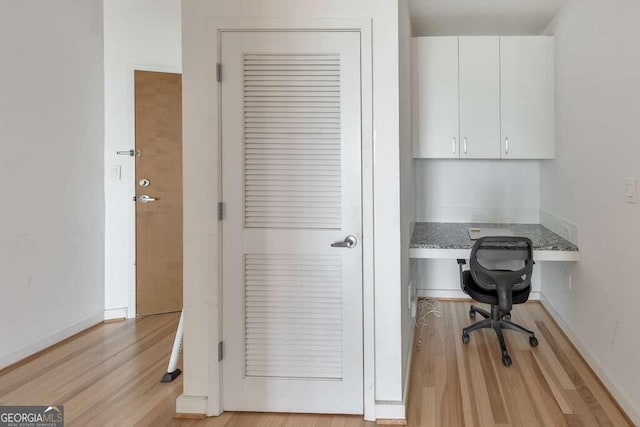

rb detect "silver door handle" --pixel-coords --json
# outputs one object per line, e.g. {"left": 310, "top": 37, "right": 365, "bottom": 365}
{"left": 463, "top": 137, "right": 468, "bottom": 154}
{"left": 505, "top": 137, "right": 509, "bottom": 154}
{"left": 138, "top": 195, "right": 157, "bottom": 203}
{"left": 452, "top": 137, "right": 456, "bottom": 154}
{"left": 331, "top": 235, "right": 358, "bottom": 249}
{"left": 117, "top": 149, "right": 141, "bottom": 157}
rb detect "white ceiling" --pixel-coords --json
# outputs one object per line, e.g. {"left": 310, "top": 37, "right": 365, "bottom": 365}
{"left": 408, "top": 0, "right": 568, "bottom": 36}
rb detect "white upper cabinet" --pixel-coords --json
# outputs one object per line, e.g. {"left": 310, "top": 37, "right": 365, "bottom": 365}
{"left": 500, "top": 37, "right": 555, "bottom": 159}
{"left": 413, "top": 35, "right": 555, "bottom": 160}
{"left": 459, "top": 36, "right": 501, "bottom": 159}
{"left": 413, "top": 37, "right": 459, "bottom": 158}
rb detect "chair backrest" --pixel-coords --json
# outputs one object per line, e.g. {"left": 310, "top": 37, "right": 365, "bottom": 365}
{"left": 470, "top": 236, "right": 534, "bottom": 314}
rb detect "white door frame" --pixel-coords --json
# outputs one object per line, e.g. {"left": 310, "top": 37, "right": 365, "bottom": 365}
{"left": 204, "top": 18, "right": 375, "bottom": 420}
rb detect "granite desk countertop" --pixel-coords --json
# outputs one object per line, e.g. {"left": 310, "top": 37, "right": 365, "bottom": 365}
{"left": 410, "top": 222, "right": 579, "bottom": 252}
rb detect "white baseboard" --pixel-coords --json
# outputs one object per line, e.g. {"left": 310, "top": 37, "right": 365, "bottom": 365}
{"left": 0, "top": 312, "right": 103, "bottom": 370}
{"left": 540, "top": 296, "right": 639, "bottom": 425}
{"left": 403, "top": 323, "right": 415, "bottom": 403}
{"left": 104, "top": 307, "right": 128, "bottom": 321}
{"left": 375, "top": 401, "right": 406, "bottom": 421}
{"left": 416, "top": 289, "right": 471, "bottom": 300}
{"left": 416, "top": 289, "right": 541, "bottom": 301}
{"left": 176, "top": 394, "right": 208, "bottom": 416}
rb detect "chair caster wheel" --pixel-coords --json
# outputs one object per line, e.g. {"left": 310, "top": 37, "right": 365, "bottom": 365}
{"left": 462, "top": 333, "right": 470, "bottom": 344}
{"left": 502, "top": 355, "right": 512, "bottom": 367}
{"left": 469, "top": 310, "right": 476, "bottom": 319}
{"left": 529, "top": 337, "right": 539, "bottom": 347}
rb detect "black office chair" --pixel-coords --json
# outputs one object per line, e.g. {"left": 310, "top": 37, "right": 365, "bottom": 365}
{"left": 457, "top": 236, "right": 539, "bottom": 367}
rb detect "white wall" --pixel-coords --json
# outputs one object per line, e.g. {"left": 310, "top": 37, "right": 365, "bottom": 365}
{"left": 103, "top": 0, "right": 182, "bottom": 318}
{"left": 541, "top": 0, "right": 640, "bottom": 422}
{"left": 0, "top": 0, "right": 105, "bottom": 368}
{"left": 398, "top": 0, "right": 415, "bottom": 402}
{"left": 415, "top": 160, "right": 540, "bottom": 223}
{"left": 181, "top": 0, "right": 404, "bottom": 418}
{"left": 414, "top": 159, "right": 541, "bottom": 294}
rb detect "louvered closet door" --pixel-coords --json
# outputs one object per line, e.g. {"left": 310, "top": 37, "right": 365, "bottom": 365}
{"left": 221, "top": 31, "right": 363, "bottom": 414}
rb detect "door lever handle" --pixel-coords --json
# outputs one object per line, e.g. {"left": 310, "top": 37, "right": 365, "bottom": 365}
{"left": 117, "top": 149, "right": 141, "bottom": 157}
{"left": 138, "top": 195, "right": 157, "bottom": 203}
{"left": 331, "top": 235, "right": 358, "bottom": 249}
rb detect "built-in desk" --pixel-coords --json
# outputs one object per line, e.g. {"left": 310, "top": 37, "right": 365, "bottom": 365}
{"left": 410, "top": 222, "right": 579, "bottom": 262}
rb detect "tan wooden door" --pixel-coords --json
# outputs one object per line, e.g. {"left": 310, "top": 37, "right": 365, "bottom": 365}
{"left": 134, "top": 70, "right": 183, "bottom": 316}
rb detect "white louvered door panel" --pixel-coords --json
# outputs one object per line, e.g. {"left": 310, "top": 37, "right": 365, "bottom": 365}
{"left": 243, "top": 53, "right": 342, "bottom": 229}
{"left": 244, "top": 254, "right": 343, "bottom": 379}
{"left": 222, "top": 31, "right": 363, "bottom": 414}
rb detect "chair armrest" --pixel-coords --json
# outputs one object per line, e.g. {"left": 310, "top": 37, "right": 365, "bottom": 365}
{"left": 457, "top": 259, "right": 466, "bottom": 289}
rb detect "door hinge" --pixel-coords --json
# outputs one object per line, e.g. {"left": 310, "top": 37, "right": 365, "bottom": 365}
{"left": 216, "top": 63, "right": 222, "bottom": 82}
{"left": 218, "top": 341, "right": 224, "bottom": 361}
{"left": 217, "top": 201, "right": 224, "bottom": 220}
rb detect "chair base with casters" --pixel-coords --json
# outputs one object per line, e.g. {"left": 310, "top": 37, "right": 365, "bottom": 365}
{"left": 462, "top": 303, "right": 538, "bottom": 367}
{"left": 458, "top": 259, "right": 539, "bottom": 367}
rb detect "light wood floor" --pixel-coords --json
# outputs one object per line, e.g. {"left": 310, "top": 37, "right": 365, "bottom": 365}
{"left": 407, "top": 301, "right": 632, "bottom": 427}
{"left": 0, "top": 302, "right": 631, "bottom": 426}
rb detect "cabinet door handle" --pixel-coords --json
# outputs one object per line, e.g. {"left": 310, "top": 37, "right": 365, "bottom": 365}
{"left": 463, "top": 137, "right": 468, "bottom": 154}
{"left": 452, "top": 137, "right": 456, "bottom": 154}
{"left": 505, "top": 137, "right": 509, "bottom": 154}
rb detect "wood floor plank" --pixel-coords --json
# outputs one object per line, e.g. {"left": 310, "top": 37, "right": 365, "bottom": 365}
{"left": 0, "top": 319, "right": 133, "bottom": 397}
{"left": 440, "top": 302, "right": 464, "bottom": 427}
{"left": 530, "top": 350, "right": 573, "bottom": 415}
{"left": 0, "top": 315, "right": 175, "bottom": 405}
{"left": 0, "top": 302, "right": 632, "bottom": 426}
{"left": 490, "top": 344, "right": 539, "bottom": 427}
{"left": 67, "top": 334, "right": 175, "bottom": 425}
{"left": 517, "top": 307, "right": 576, "bottom": 391}
{"left": 466, "top": 332, "right": 499, "bottom": 426}
{"left": 54, "top": 319, "right": 178, "bottom": 403}
{"left": 449, "top": 302, "right": 480, "bottom": 426}
{"left": 475, "top": 337, "right": 509, "bottom": 423}
{"left": 515, "top": 349, "right": 566, "bottom": 426}
{"left": 536, "top": 321, "right": 614, "bottom": 426}
{"left": 564, "top": 390, "right": 601, "bottom": 427}
{"left": 526, "top": 350, "right": 572, "bottom": 419}
{"left": 418, "top": 387, "right": 436, "bottom": 427}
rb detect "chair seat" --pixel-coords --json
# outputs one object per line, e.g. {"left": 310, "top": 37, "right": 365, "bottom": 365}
{"left": 462, "top": 270, "right": 531, "bottom": 306}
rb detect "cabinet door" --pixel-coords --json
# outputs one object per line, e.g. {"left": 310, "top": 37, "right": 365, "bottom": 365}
{"left": 413, "top": 37, "right": 459, "bottom": 158}
{"left": 459, "top": 36, "right": 501, "bottom": 159}
{"left": 500, "top": 37, "right": 554, "bottom": 159}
